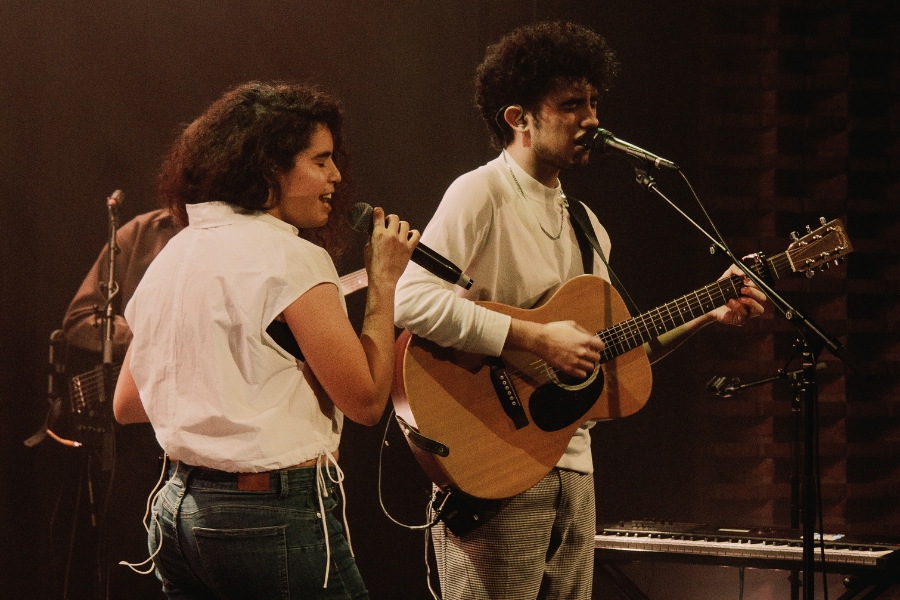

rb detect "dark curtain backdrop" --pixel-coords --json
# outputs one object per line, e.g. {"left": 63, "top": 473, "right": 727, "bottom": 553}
{"left": 4, "top": 2, "right": 892, "bottom": 599}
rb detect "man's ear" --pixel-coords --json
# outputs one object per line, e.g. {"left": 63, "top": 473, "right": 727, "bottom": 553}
{"left": 503, "top": 105, "right": 527, "bottom": 131}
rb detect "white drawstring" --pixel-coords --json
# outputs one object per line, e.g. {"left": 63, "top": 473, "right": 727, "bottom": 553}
{"left": 315, "top": 451, "right": 352, "bottom": 588}
{"left": 120, "top": 456, "right": 351, "bottom": 588}
{"left": 119, "top": 456, "right": 169, "bottom": 574}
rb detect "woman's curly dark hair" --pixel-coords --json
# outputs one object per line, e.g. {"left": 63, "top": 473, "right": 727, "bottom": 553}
{"left": 159, "top": 81, "right": 352, "bottom": 257}
{"left": 475, "top": 21, "right": 619, "bottom": 150}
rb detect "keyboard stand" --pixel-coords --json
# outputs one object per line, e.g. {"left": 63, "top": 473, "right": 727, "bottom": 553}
{"left": 595, "top": 558, "right": 898, "bottom": 600}
{"left": 837, "top": 574, "right": 897, "bottom": 600}
{"left": 595, "top": 562, "right": 652, "bottom": 600}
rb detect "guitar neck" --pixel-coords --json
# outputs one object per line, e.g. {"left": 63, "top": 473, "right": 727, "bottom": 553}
{"left": 339, "top": 267, "right": 368, "bottom": 296}
{"left": 599, "top": 253, "right": 781, "bottom": 362}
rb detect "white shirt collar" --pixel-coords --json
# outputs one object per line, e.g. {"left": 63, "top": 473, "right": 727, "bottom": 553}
{"left": 186, "top": 201, "right": 299, "bottom": 236}
{"left": 501, "top": 150, "right": 563, "bottom": 205}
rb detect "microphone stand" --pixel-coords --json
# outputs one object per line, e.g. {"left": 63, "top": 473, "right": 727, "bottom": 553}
{"left": 632, "top": 165, "right": 866, "bottom": 600}
{"left": 94, "top": 190, "right": 123, "bottom": 600}
{"left": 101, "top": 191, "right": 122, "bottom": 408}
{"left": 709, "top": 355, "right": 826, "bottom": 600}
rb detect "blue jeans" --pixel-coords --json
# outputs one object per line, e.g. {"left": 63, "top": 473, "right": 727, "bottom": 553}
{"left": 149, "top": 462, "right": 369, "bottom": 599}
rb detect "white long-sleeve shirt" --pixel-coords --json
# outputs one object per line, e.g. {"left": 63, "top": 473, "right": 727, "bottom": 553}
{"left": 395, "top": 152, "right": 612, "bottom": 474}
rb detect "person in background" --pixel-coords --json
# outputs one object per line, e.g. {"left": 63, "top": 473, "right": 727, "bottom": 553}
{"left": 45, "top": 209, "right": 182, "bottom": 600}
{"left": 394, "top": 21, "right": 766, "bottom": 600}
{"left": 113, "top": 81, "right": 417, "bottom": 599}
{"left": 63, "top": 208, "right": 183, "bottom": 358}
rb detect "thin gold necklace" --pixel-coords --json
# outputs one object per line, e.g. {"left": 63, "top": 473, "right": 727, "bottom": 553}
{"left": 503, "top": 152, "right": 568, "bottom": 241}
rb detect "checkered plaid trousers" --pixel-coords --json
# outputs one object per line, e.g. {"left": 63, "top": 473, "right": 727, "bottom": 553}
{"left": 431, "top": 468, "right": 595, "bottom": 600}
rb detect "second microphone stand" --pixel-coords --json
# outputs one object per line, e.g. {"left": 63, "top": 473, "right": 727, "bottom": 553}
{"left": 633, "top": 164, "right": 860, "bottom": 600}
{"left": 709, "top": 354, "right": 827, "bottom": 600}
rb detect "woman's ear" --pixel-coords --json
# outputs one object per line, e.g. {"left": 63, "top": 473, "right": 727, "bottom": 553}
{"left": 264, "top": 169, "right": 281, "bottom": 209}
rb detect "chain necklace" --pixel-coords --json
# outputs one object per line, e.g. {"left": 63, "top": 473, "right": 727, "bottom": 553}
{"left": 502, "top": 152, "right": 568, "bottom": 241}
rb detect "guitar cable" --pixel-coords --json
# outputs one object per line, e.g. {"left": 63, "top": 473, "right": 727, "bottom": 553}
{"left": 376, "top": 407, "right": 446, "bottom": 600}
{"left": 376, "top": 407, "right": 446, "bottom": 531}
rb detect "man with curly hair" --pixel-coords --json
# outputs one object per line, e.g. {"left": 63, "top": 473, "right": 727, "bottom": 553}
{"left": 394, "top": 21, "right": 765, "bottom": 599}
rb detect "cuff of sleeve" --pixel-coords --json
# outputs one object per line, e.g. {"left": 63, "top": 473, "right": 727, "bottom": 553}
{"left": 459, "top": 309, "right": 511, "bottom": 357}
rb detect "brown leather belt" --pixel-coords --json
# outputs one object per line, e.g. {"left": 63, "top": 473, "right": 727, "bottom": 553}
{"left": 170, "top": 456, "right": 326, "bottom": 491}
{"left": 236, "top": 456, "right": 320, "bottom": 491}
{"left": 236, "top": 472, "right": 272, "bottom": 491}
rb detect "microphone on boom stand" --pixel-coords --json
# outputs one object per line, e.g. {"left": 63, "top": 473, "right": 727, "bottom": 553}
{"left": 577, "top": 128, "right": 680, "bottom": 171}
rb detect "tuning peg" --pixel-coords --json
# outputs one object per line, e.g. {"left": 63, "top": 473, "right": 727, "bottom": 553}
{"left": 834, "top": 257, "right": 844, "bottom": 266}
{"left": 806, "top": 269, "right": 816, "bottom": 278}
{"left": 820, "top": 262, "right": 830, "bottom": 271}
{"left": 790, "top": 231, "right": 799, "bottom": 242}
{"left": 806, "top": 225, "right": 813, "bottom": 234}
{"left": 820, "top": 217, "right": 827, "bottom": 226}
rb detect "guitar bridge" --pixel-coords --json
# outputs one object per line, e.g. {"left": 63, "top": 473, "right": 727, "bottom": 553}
{"left": 487, "top": 357, "right": 529, "bottom": 430}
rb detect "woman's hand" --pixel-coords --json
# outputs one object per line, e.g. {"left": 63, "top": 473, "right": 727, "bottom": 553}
{"left": 364, "top": 206, "right": 419, "bottom": 289}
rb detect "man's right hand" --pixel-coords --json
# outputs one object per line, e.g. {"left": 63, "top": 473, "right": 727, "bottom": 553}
{"left": 506, "top": 318, "right": 604, "bottom": 379}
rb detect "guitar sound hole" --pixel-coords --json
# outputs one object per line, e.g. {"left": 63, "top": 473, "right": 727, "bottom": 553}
{"left": 557, "top": 372, "right": 591, "bottom": 387}
{"left": 528, "top": 369, "right": 605, "bottom": 432}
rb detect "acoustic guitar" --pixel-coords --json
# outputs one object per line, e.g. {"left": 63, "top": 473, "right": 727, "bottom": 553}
{"left": 392, "top": 219, "right": 853, "bottom": 499}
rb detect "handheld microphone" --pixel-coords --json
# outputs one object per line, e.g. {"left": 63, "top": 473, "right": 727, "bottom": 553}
{"left": 578, "top": 128, "right": 679, "bottom": 171}
{"left": 347, "top": 202, "right": 474, "bottom": 290}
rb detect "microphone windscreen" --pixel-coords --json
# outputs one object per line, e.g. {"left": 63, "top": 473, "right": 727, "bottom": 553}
{"left": 348, "top": 202, "right": 373, "bottom": 234}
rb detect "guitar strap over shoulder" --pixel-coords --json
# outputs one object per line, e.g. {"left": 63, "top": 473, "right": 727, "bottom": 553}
{"left": 567, "top": 198, "right": 640, "bottom": 315}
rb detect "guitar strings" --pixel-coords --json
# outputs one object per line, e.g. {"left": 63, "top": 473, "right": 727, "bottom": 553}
{"left": 510, "top": 248, "right": 805, "bottom": 383}
{"left": 512, "top": 274, "right": 747, "bottom": 382}
{"left": 69, "top": 365, "right": 123, "bottom": 408}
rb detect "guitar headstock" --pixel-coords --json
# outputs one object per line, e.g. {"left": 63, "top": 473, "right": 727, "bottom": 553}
{"left": 786, "top": 217, "right": 853, "bottom": 278}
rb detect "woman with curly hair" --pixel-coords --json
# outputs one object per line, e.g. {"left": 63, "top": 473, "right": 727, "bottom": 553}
{"left": 114, "top": 81, "right": 417, "bottom": 599}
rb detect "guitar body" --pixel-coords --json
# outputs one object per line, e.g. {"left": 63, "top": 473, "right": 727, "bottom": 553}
{"left": 392, "top": 275, "right": 652, "bottom": 499}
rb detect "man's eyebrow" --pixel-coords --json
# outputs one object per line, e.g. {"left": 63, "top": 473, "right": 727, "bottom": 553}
{"left": 559, "top": 96, "right": 589, "bottom": 106}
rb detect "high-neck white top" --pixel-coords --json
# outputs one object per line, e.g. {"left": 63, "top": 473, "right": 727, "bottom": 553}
{"left": 394, "top": 152, "right": 612, "bottom": 474}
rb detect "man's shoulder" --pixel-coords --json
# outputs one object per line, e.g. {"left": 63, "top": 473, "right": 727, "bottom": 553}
{"left": 452, "top": 155, "right": 503, "bottom": 183}
{"left": 443, "top": 156, "right": 506, "bottom": 202}
{"left": 123, "top": 208, "right": 181, "bottom": 233}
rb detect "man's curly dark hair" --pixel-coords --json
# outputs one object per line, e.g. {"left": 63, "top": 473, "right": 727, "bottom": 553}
{"left": 475, "top": 21, "right": 619, "bottom": 150}
{"left": 159, "top": 81, "right": 352, "bottom": 257}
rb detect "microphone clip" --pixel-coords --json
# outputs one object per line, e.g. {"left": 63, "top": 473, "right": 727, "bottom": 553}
{"left": 706, "top": 375, "right": 741, "bottom": 398}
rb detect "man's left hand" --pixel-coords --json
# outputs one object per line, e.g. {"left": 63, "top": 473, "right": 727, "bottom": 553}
{"left": 709, "top": 262, "right": 768, "bottom": 326}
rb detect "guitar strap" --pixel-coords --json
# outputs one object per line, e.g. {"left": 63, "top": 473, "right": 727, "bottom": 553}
{"left": 567, "top": 198, "right": 640, "bottom": 315}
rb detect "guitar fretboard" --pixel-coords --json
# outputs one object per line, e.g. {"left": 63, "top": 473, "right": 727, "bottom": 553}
{"left": 598, "top": 253, "right": 785, "bottom": 362}
{"left": 69, "top": 363, "right": 122, "bottom": 414}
